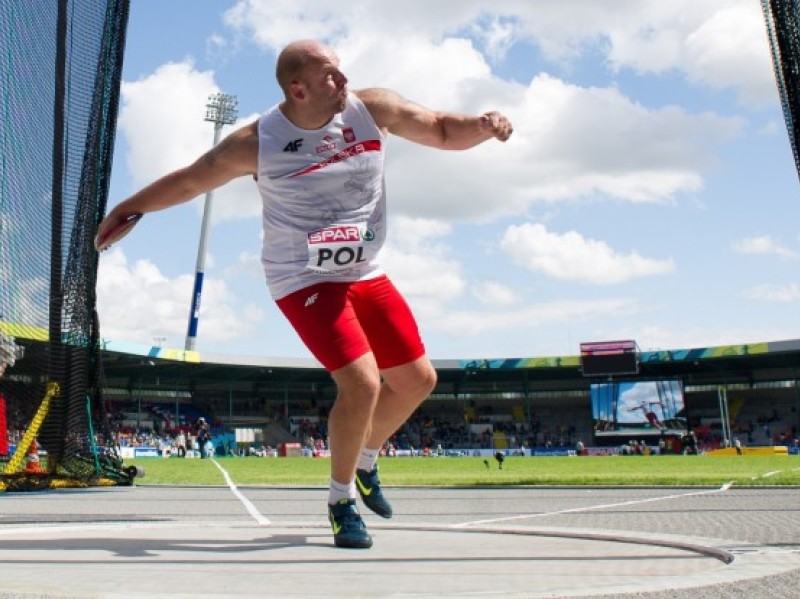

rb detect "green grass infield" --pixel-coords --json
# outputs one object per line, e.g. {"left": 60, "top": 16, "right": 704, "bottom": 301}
{"left": 127, "top": 454, "right": 800, "bottom": 487}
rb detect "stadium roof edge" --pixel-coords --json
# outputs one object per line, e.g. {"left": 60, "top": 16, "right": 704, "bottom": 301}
{"left": 3, "top": 320, "right": 800, "bottom": 372}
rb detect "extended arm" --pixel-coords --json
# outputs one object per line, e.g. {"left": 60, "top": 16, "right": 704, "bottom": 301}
{"left": 97, "top": 121, "right": 259, "bottom": 239}
{"left": 356, "top": 88, "right": 512, "bottom": 150}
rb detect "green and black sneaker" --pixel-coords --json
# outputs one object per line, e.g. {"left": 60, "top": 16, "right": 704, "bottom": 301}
{"left": 328, "top": 499, "right": 373, "bottom": 549}
{"left": 355, "top": 467, "right": 393, "bottom": 518}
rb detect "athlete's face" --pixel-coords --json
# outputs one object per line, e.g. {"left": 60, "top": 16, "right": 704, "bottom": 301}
{"left": 301, "top": 49, "right": 348, "bottom": 113}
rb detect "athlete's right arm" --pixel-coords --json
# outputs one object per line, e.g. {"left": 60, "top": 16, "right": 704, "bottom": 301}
{"left": 97, "top": 121, "right": 259, "bottom": 235}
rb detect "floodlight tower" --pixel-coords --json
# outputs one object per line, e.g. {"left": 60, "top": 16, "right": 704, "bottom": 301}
{"left": 185, "top": 92, "right": 238, "bottom": 351}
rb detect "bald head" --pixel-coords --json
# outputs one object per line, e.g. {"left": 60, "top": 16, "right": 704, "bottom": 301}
{"left": 275, "top": 40, "right": 336, "bottom": 95}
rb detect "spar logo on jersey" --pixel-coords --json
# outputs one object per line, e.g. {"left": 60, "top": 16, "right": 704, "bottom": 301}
{"left": 342, "top": 127, "right": 356, "bottom": 143}
{"left": 315, "top": 135, "right": 337, "bottom": 154}
{"left": 283, "top": 138, "right": 303, "bottom": 152}
{"left": 307, "top": 225, "right": 361, "bottom": 245}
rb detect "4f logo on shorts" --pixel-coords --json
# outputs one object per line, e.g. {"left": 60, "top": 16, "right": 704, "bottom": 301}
{"left": 283, "top": 138, "right": 303, "bottom": 152}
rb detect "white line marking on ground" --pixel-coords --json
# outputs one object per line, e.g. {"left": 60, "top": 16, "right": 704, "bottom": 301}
{"left": 761, "top": 470, "right": 780, "bottom": 478}
{"left": 451, "top": 482, "right": 734, "bottom": 528}
{"left": 211, "top": 458, "right": 270, "bottom": 525}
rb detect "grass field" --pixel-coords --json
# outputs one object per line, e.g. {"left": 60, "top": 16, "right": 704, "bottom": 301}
{"left": 128, "top": 455, "right": 800, "bottom": 487}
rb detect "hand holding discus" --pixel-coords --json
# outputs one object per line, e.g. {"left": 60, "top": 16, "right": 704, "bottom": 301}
{"left": 94, "top": 212, "right": 143, "bottom": 252}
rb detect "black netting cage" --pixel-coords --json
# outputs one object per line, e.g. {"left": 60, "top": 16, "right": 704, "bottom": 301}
{"left": 0, "top": 0, "right": 137, "bottom": 491}
{"left": 763, "top": 0, "right": 800, "bottom": 185}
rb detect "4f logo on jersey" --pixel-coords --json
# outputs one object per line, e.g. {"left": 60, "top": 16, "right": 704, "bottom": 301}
{"left": 283, "top": 138, "right": 303, "bottom": 152}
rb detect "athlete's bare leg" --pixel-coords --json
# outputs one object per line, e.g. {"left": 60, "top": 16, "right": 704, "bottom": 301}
{"left": 328, "top": 354, "right": 436, "bottom": 486}
{"left": 646, "top": 412, "right": 663, "bottom": 428}
{"left": 328, "top": 352, "right": 382, "bottom": 485}
{"left": 366, "top": 355, "right": 437, "bottom": 450}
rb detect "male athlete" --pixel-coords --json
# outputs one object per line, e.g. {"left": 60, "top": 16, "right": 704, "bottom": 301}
{"left": 628, "top": 399, "right": 665, "bottom": 429}
{"left": 97, "top": 39, "right": 513, "bottom": 548}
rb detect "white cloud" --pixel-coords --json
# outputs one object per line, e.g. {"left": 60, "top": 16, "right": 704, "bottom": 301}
{"left": 381, "top": 217, "right": 466, "bottom": 316}
{"left": 223, "top": 1, "right": 348, "bottom": 50}
{"left": 223, "top": 1, "right": 487, "bottom": 51}
{"left": 743, "top": 283, "right": 800, "bottom": 302}
{"left": 223, "top": 251, "right": 264, "bottom": 280}
{"left": 427, "top": 297, "right": 638, "bottom": 338}
{"left": 500, "top": 223, "right": 675, "bottom": 284}
{"left": 682, "top": 2, "right": 776, "bottom": 106}
{"left": 120, "top": 61, "right": 218, "bottom": 183}
{"left": 223, "top": 0, "right": 776, "bottom": 105}
{"left": 472, "top": 281, "right": 519, "bottom": 306}
{"left": 731, "top": 235, "right": 798, "bottom": 259}
{"left": 378, "top": 218, "right": 646, "bottom": 351}
{"left": 96, "top": 249, "right": 264, "bottom": 347}
{"left": 118, "top": 61, "right": 262, "bottom": 223}
{"left": 528, "top": 0, "right": 775, "bottom": 106}
{"left": 471, "top": 16, "right": 519, "bottom": 62}
{"left": 340, "top": 36, "right": 493, "bottom": 109}
{"left": 510, "top": 75, "right": 740, "bottom": 202}
{"left": 383, "top": 72, "right": 742, "bottom": 223}
{"left": 386, "top": 216, "right": 454, "bottom": 251}
{"left": 206, "top": 33, "right": 229, "bottom": 57}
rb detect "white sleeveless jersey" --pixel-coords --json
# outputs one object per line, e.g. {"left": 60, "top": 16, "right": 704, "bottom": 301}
{"left": 256, "top": 93, "right": 387, "bottom": 299}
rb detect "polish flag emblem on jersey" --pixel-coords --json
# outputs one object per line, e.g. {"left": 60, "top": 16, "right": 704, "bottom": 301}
{"left": 342, "top": 127, "right": 356, "bottom": 143}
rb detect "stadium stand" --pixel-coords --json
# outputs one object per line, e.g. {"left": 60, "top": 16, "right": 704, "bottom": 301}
{"left": 5, "top": 336, "right": 797, "bottom": 462}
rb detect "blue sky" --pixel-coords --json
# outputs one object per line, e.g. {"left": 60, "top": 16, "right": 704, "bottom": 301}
{"left": 97, "top": 0, "right": 800, "bottom": 362}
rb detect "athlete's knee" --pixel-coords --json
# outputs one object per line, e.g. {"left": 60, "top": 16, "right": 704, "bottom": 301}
{"left": 332, "top": 354, "right": 382, "bottom": 408}
{"left": 385, "top": 357, "right": 437, "bottom": 400}
{"left": 417, "top": 361, "right": 437, "bottom": 396}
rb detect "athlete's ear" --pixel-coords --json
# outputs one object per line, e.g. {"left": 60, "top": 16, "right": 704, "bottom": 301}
{"left": 289, "top": 81, "right": 306, "bottom": 101}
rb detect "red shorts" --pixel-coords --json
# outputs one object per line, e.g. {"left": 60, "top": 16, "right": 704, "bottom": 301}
{"left": 275, "top": 275, "right": 425, "bottom": 372}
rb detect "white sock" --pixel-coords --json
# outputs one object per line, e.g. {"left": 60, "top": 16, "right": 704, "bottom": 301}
{"left": 357, "top": 447, "right": 380, "bottom": 472}
{"left": 328, "top": 478, "right": 356, "bottom": 505}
